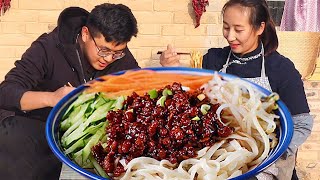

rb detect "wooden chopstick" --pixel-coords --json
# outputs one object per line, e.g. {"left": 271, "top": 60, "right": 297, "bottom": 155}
{"left": 67, "top": 82, "right": 73, "bottom": 87}
{"left": 157, "top": 51, "right": 191, "bottom": 55}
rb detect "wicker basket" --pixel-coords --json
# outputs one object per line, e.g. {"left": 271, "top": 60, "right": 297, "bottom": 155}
{"left": 276, "top": 31, "right": 320, "bottom": 79}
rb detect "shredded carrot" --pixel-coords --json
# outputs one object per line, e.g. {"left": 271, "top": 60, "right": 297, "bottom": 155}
{"left": 85, "top": 70, "right": 213, "bottom": 97}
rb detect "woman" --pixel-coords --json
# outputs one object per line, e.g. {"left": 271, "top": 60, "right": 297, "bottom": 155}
{"left": 160, "top": 0, "right": 313, "bottom": 179}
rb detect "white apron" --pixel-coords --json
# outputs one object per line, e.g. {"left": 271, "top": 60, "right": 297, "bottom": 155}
{"left": 219, "top": 50, "right": 272, "bottom": 92}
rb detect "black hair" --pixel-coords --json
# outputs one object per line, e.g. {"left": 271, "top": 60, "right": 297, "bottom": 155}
{"left": 222, "top": 0, "right": 278, "bottom": 56}
{"left": 86, "top": 3, "right": 138, "bottom": 45}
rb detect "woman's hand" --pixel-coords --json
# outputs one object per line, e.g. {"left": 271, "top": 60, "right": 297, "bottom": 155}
{"left": 160, "top": 44, "right": 181, "bottom": 67}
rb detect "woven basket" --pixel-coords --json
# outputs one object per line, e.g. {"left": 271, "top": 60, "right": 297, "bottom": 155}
{"left": 277, "top": 31, "right": 320, "bottom": 79}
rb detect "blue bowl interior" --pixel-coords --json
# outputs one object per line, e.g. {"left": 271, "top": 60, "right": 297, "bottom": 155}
{"left": 46, "top": 67, "right": 293, "bottom": 180}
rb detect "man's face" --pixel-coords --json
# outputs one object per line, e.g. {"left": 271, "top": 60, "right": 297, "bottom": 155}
{"left": 81, "top": 26, "right": 127, "bottom": 70}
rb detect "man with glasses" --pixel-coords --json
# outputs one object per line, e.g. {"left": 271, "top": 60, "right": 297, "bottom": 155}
{"left": 0, "top": 3, "right": 139, "bottom": 180}
{"left": 88, "top": 28, "right": 127, "bottom": 70}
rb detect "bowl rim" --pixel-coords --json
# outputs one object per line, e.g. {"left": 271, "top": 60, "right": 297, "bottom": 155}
{"left": 46, "top": 67, "right": 293, "bottom": 180}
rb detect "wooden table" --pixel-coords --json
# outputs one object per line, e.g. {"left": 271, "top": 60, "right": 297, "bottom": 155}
{"left": 59, "top": 163, "right": 89, "bottom": 180}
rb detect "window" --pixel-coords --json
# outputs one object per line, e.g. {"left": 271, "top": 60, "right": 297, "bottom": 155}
{"left": 267, "top": 0, "right": 285, "bottom": 26}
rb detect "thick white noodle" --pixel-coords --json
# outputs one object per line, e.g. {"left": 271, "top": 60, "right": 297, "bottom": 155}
{"left": 117, "top": 132, "right": 271, "bottom": 179}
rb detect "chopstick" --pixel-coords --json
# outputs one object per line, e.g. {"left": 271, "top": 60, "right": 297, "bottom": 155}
{"left": 67, "top": 82, "right": 73, "bottom": 87}
{"left": 157, "top": 51, "right": 191, "bottom": 55}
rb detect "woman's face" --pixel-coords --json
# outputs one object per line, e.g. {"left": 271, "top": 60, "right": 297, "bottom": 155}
{"left": 222, "top": 5, "right": 265, "bottom": 55}
{"left": 81, "top": 27, "right": 127, "bottom": 71}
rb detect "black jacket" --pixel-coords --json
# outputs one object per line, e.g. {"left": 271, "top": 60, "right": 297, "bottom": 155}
{"left": 202, "top": 46, "right": 309, "bottom": 115}
{"left": 0, "top": 7, "right": 140, "bottom": 121}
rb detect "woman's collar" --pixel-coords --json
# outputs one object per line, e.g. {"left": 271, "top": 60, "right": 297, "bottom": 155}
{"left": 231, "top": 42, "right": 263, "bottom": 62}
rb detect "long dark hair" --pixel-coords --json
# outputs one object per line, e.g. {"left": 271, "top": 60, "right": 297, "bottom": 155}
{"left": 222, "top": 0, "right": 278, "bottom": 56}
{"left": 86, "top": 3, "right": 138, "bottom": 45}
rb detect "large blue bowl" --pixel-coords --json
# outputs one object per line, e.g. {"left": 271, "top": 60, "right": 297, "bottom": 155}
{"left": 46, "top": 67, "right": 293, "bottom": 180}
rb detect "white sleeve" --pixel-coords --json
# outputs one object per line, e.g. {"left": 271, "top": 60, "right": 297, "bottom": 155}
{"left": 286, "top": 113, "right": 314, "bottom": 157}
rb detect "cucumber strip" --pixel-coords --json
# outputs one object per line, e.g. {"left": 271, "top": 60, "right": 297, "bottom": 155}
{"left": 62, "top": 92, "right": 96, "bottom": 119}
{"left": 81, "top": 122, "right": 106, "bottom": 164}
{"left": 73, "top": 151, "right": 94, "bottom": 168}
{"left": 89, "top": 154, "right": 109, "bottom": 178}
{"left": 61, "top": 116, "right": 85, "bottom": 145}
{"left": 63, "top": 120, "right": 104, "bottom": 147}
{"left": 111, "top": 96, "right": 125, "bottom": 110}
{"left": 64, "top": 135, "right": 90, "bottom": 155}
{"left": 60, "top": 103, "right": 89, "bottom": 131}
{"left": 86, "top": 101, "right": 113, "bottom": 123}
{"left": 60, "top": 105, "right": 81, "bottom": 131}
{"left": 72, "top": 126, "right": 104, "bottom": 170}
{"left": 68, "top": 103, "right": 91, "bottom": 129}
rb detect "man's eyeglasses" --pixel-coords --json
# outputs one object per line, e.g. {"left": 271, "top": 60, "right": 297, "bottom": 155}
{"left": 89, "top": 30, "right": 125, "bottom": 60}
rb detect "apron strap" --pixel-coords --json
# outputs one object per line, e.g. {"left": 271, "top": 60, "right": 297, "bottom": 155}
{"left": 261, "top": 43, "right": 267, "bottom": 78}
{"left": 220, "top": 51, "right": 232, "bottom": 73}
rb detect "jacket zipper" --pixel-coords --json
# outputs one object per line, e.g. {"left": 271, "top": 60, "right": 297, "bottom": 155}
{"left": 75, "top": 49, "right": 87, "bottom": 83}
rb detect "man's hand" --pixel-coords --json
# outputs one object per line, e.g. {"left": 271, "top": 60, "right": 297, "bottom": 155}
{"left": 20, "top": 86, "right": 75, "bottom": 111}
{"left": 48, "top": 86, "right": 75, "bottom": 107}
{"left": 160, "top": 44, "right": 181, "bottom": 67}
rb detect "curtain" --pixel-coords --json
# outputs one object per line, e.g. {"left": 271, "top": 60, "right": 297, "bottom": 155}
{"left": 280, "top": 0, "right": 320, "bottom": 32}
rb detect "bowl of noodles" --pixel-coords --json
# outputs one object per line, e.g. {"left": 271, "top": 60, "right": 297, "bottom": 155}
{"left": 46, "top": 67, "right": 293, "bottom": 180}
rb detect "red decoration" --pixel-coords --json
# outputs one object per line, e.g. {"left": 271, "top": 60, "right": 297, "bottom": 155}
{"left": 0, "top": 0, "right": 11, "bottom": 15}
{"left": 192, "top": 0, "right": 209, "bottom": 28}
